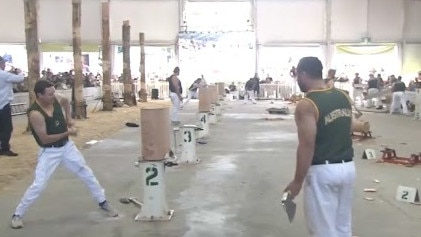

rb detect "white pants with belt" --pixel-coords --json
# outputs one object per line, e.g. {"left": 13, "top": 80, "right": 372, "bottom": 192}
{"left": 182, "top": 90, "right": 198, "bottom": 107}
{"left": 169, "top": 92, "right": 181, "bottom": 122}
{"left": 14, "top": 140, "right": 106, "bottom": 217}
{"left": 244, "top": 90, "right": 256, "bottom": 104}
{"left": 367, "top": 88, "right": 382, "bottom": 107}
{"left": 304, "top": 161, "right": 356, "bottom": 237}
{"left": 390, "top": 91, "right": 408, "bottom": 114}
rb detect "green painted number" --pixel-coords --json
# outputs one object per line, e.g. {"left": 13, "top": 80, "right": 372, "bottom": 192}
{"left": 401, "top": 191, "right": 409, "bottom": 200}
{"left": 184, "top": 130, "right": 192, "bottom": 142}
{"left": 145, "top": 167, "right": 158, "bottom": 186}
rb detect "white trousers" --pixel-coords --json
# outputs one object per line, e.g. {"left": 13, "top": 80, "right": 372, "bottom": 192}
{"left": 182, "top": 90, "right": 198, "bottom": 107}
{"left": 390, "top": 91, "right": 408, "bottom": 114}
{"left": 367, "top": 88, "right": 382, "bottom": 107}
{"left": 14, "top": 140, "right": 106, "bottom": 217}
{"left": 169, "top": 92, "right": 180, "bottom": 122}
{"left": 351, "top": 88, "right": 364, "bottom": 106}
{"left": 304, "top": 161, "right": 356, "bottom": 237}
{"left": 244, "top": 90, "right": 256, "bottom": 104}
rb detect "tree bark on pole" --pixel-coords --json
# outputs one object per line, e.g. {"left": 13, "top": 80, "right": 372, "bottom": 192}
{"left": 139, "top": 32, "right": 147, "bottom": 102}
{"left": 122, "top": 20, "right": 134, "bottom": 106}
{"left": 101, "top": 0, "right": 113, "bottom": 111}
{"left": 23, "top": 0, "right": 41, "bottom": 131}
{"left": 72, "top": 0, "right": 85, "bottom": 118}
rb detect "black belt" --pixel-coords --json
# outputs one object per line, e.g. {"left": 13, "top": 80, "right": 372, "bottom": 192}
{"left": 312, "top": 159, "right": 353, "bottom": 166}
{"left": 42, "top": 139, "right": 69, "bottom": 148}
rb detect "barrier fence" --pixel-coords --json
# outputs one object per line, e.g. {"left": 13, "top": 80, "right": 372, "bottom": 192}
{"left": 12, "top": 81, "right": 417, "bottom": 116}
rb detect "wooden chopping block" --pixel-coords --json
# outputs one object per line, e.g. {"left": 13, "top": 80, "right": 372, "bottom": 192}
{"left": 352, "top": 118, "right": 370, "bottom": 133}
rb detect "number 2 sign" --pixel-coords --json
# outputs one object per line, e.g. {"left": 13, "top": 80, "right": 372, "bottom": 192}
{"left": 396, "top": 186, "right": 419, "bottom": 203}
{"left": 145, "top": 166, "right": 158, "bottom": 186}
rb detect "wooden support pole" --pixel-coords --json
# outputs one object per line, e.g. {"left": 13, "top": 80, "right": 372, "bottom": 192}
{"left": 23, "top": 0, "right": 41, "bottom": 131}
{"left": 101, "top": 0, "right": 113, "bottom": 111}
{"left": 139, "top": 32, "right": 148, "bottom": 102}
{"left": 122, "top": 20, "right": 134, "bottom": 106}
{"left": 72, "top": 0, "right": 85, "bottom": 119}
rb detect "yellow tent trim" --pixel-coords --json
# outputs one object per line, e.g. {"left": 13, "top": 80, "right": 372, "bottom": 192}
{"left": 40, "top": 43, "right": 99, "bottom": 52}
{"left": 336, "top": 44, "right": 395, "bottom": 55}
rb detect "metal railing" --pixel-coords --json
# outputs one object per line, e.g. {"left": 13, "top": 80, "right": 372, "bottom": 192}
{"left": 11, "top": 103, "right": 27, "bottom": 116}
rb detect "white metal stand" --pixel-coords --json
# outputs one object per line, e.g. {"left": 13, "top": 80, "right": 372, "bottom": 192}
{"left": 135, "top": 161, "right": 174, "bottom": 221}
{"left": 172, "top": 127, "right": 181, "bottom": 153}
{"left": 179, "top": 125, "right": 200, "bottom": 163}
{"left": 209, "top": 104, "right": 217, "bottom": 124}
{"left": 415, "top": 89, "right": 421, "bottom": 120}
{"left": 209, "top": 113, "right": 217, "bottom": 124}
{"left": 215, "top": 103, "right": 222, "bottom": 117}
{"left": 198, "top": 112, "right": 210, "bottom": 138}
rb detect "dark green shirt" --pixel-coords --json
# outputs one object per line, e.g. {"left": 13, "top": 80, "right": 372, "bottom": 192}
{"left": 28, "top": 99, "right": 68, "bottom": 147}
{"left": 305, "top": 87, "right": 354, "bottom": 165}
{"left": 393, "top": 81, "right": 406, "bottom": 92}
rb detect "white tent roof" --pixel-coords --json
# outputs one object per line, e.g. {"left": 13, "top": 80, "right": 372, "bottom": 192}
{"left": 0, "top": 0, "right": 420, "bottom": 45}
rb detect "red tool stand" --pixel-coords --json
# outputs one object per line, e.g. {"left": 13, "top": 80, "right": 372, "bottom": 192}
{"left": 351, "top": 131, "right": 373, "bottom": 141}
{"left": 378, "top": 148, "right": 421, "bottom": 167}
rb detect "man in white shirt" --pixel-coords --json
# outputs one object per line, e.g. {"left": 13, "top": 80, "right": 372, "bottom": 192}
{"left": 0, "top": 56, "right": 25, "bottom": 156}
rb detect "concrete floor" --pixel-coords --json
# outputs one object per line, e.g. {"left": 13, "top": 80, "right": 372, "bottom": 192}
{"left": 0, "top": 99, "right": 420, "bottom": 237}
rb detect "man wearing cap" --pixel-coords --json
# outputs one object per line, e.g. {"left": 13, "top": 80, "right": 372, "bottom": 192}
{"left": 284, "top": 57, "right": 355, "bottom": 237}
{"left": 0, "top": 56, "right": 25, "bottom": 156}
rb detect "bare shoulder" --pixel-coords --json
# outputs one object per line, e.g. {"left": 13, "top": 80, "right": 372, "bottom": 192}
{"left": 28, "top": 110, "right": 44, "bottom": 123}
{"left": 55, "top": 94, "right": 69, "bottom": 105}
{"left": 296, "top": 98, "right": 317, "bottom": 115}
{"left": 55, "top": 94, "right": 63, "bottom": 102}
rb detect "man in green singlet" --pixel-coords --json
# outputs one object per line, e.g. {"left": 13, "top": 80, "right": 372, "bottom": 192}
{"left": 284, "top": 57, "right": 356, "bottom": 237}
{"left": 11, "top": 80, "right": 118, "bottom": 229}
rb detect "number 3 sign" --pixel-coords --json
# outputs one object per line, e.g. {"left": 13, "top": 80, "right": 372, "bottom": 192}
{"left": 184, "top": 130, "right": 192, "bottom": 143}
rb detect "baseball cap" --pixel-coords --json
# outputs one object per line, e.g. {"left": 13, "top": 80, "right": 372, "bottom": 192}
{"left": 296, "top": 57, "right": 323, "bottom": 79}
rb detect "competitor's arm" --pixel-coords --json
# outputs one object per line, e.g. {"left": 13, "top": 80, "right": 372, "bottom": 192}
{"left": 55, "top": 94, "right": 74, "bottom": 127}
{"left": 29, "top": 111, "right": 69, "bottom": 145}
{"left": 284, "top": 99, "right": 318, "bottom": 198}
{"left": 293, "top": 99, "right": 318, "bottom": 184}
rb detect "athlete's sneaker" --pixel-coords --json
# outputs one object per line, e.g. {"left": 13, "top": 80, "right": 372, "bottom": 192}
{"left": 11, "top": 215, "right": 23, "bottom": 229}
{"left": 99, "top": 201, "right": 119, "bottom": 217}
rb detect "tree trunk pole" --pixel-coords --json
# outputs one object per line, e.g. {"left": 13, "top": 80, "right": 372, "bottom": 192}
{"left": 122, "top": 20, "right": 134, "bottom": 106}
{"left": 72, "top": 0, "right": 85, "bottom": 118}
{"left": 101, "top": 0, "right": 113, "bottom": 111}
{"left": 23, "top": 0, "right": 41, "bottom": 131}
{"left": 139, "top": 32, "right": 147, "bottom": 102}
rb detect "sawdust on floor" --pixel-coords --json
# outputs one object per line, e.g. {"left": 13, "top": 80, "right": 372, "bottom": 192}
{"left": 0, "top": 101, "right": 171, "bottom": 192}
